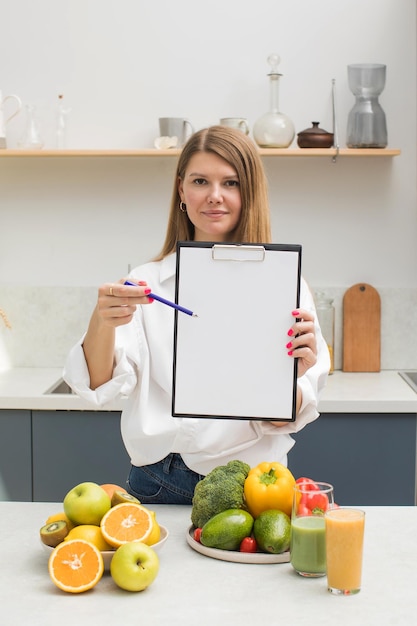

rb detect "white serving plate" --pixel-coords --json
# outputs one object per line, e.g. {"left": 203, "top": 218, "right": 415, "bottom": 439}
{"left": 186, "top": 526, "right": 290, "bottom": 564}
{"left": 41, "top": 524, "right": 169, "bottom": 570}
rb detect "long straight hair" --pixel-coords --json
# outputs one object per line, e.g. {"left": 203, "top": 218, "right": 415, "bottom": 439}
{"left": 155, "top": 125, "right": 272, "bottom": 260}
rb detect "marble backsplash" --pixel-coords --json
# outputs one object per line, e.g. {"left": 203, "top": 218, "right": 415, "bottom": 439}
{"left": 0, "top": 286, "right": 416, "bottom": 371}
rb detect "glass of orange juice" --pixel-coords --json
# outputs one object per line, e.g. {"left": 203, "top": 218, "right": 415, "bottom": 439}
{"left": 325, "top": 508, "right": 365, "bottom": 595}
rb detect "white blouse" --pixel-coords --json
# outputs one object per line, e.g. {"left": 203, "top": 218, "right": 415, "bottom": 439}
{"left": 64, "top": 253, "right": 330, "bottom": 475}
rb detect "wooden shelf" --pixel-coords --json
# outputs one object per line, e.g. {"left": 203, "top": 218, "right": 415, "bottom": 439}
{"left": 0, "top": 148, "right": 401, "bottom": 157}
{"left": 259, "top": 148, "right": 400, "bottom": 157}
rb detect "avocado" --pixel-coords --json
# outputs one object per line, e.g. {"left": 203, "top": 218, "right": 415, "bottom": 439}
{"left": 200, "top": 509, "right": 254, "bottom": 551}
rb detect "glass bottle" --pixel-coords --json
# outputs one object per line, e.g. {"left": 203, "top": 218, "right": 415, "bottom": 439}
{"left": 315, "top": 292, "right": 335, "bottom": 374}
{"left": 18, "top": 104, "right": 44, "bottom": 149}
{"left": 56, "top": 94, "right": 71, "bottom": 149}
{"left": 253, "top": 54, "right": 295, "bottom": 148}
{"left": 346, "top": 63, "right": 387, "bottom": 148}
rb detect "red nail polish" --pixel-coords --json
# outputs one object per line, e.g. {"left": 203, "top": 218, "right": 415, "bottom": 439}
{"left": 292, "top": 310, "right": 300, "bottom": 316}
{"left": 139, "top": 281, "right": 147, "bottom": 286}
{"left": 288, "top": 350, "right": 293, "bottom": 356}
{"left": 287, "top": 328, "right": 294, "bottom": 337}
{"left": 144, "top": 289, "right": 152, "bottom": 295}
{"left": 286, "top": 341, "right": 292, "bottom": 349}
{"left": 147, "top": 297, "right": 154, "bottom": 303}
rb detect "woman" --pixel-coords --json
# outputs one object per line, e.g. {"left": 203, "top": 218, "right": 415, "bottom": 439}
{"left": 64, "top": 126, "right": 329, "bottom": 504}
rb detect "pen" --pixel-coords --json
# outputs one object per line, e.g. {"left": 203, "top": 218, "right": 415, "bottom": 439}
{"left": 124, "top": 281, "right": 198, "bottom": 317}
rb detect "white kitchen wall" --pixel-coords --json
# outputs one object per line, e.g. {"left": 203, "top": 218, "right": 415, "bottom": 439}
{"left": 0, "top": 0, "right": 416, "bottom": 368}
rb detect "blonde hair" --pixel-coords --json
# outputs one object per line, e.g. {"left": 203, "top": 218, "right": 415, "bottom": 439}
{"left": 155, "top": 126, "right": 271, "bottom": 260}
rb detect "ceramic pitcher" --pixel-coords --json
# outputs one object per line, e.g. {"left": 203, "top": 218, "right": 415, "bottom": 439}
{"left": 0, "top": 91, "right": 22, "bottom": 147}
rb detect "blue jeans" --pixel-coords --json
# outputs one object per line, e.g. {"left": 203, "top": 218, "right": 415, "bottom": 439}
{"left": 126, "top": 454, "right": 205, "bottom": 505}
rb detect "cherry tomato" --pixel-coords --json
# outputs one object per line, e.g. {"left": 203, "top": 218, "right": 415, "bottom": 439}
{"left": 193, "top": 528, "right": 202, "bottom": 543}
{"left": 239, "top": 537, "right": 258, "bottom": 553}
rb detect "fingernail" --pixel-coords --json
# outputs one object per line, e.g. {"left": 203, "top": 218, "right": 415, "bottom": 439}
{"left": 288, "top": 350, "right": 293, "bottom": 356}
{"left": 147, "top": 297, "right": 154, "bottom": 303}
{"left": 144, "top": 289, "right": 152, "bottom": 295}
{"left": 139, "top": 281, "right": 147, "bottom": 286}
{"left": 287, "top": 328, "right": 294, "bottom": 337}
{"left": 286, "top": 341, "right": 292, "bottom": 349}
{"left": 292, "top": 310, "right": 300, "bottom": 316}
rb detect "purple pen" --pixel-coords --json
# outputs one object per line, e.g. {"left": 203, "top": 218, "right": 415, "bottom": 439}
{"left": 124, "top": 281, "right": 198, "bottom": 317}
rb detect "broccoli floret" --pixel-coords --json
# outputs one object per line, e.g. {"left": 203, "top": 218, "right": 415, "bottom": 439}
{"left": 191, "top": 460, "right": 251, "bottom": 528}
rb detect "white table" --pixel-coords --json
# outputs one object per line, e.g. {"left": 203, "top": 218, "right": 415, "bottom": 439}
{"left": 1, "top": 503, "right": 415, "bottom": 626}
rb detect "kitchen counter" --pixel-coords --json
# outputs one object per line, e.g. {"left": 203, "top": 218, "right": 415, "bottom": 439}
{"left": 1, "top": 502, "right": 415, "bottom": 626}
{"left": 0, "top": 367, "right": 416, "bottom": 412}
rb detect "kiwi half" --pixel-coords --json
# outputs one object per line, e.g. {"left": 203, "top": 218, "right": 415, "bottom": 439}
{"left": 111, "top": 490, "right": 141, "bottom": 506}
{"left": 40, "top": 520, "right": 69, "bottom": 547}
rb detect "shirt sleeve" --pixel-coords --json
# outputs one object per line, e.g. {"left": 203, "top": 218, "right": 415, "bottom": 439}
{"left": 63, "top": 334, "right": 138, "bottom": 407}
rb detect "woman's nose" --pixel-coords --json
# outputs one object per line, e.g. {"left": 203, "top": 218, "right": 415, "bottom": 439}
{"left": 207, "top": 185, "right": 223, "bottom": 204}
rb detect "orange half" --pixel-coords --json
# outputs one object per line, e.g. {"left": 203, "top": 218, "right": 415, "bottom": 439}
{"left": 100, "top": 503, "right": 153, "bottom": 548}
{"left": 48, "top": 539, "right": 104, "bottom": 593}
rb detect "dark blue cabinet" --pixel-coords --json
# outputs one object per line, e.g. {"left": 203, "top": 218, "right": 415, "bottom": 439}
{"left": 32, "top": 410, "right": 131, "bottom": 502}
{"left": 288, "top": 413, "right": 416, "bottom": 505}
{"left": 0, "top": 410, "right": 32, "bottom": 501}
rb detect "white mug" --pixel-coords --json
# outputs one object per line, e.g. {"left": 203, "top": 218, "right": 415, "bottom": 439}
{"left": 158, "top": 117, "right": 194, "bottom": 147}
{"left": 220, "top": 117, "right": 250, "bottom": 135}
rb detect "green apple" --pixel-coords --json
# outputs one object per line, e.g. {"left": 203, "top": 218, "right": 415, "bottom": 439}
{"left": 63, "top": 481, "right": 111, "bottom": 526}
{"left": 110, "top": 542, "right": 160, "bottom": 592}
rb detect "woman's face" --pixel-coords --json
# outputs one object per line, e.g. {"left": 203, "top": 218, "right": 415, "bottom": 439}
{"left": 178, "top": 152, "right": 242, "bottom": 242}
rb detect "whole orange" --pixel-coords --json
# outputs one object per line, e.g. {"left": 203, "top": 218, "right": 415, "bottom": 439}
{"left": 45, "top": 511, "right": 75, "bottom": 530}
{"left": 100, "top": 484, "right": 127, "bottom": 499}
{"left": 64, "top": 524, "right": 113, "bottom": 551}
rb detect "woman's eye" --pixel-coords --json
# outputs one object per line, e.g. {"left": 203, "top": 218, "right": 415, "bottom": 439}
{"left": 193, "top": 178, "right": 207, "bottom": 185}
{"left": 225, "top": 179, "right": 240, "bottom": 187}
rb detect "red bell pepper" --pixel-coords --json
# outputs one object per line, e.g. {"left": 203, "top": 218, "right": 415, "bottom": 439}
{"left": 295, "top": 477, "right": 329, "bottom": 515}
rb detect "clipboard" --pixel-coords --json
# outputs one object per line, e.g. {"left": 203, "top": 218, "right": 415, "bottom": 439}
{"left": 172, "top": 241, "right": 302, "bottom": 421}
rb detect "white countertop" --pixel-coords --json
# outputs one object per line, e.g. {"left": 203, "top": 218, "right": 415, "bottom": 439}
{"left": 0, "top": 367, "right": 416, "bottom": 413}
{"left": 1, "top": 502, "right": 415, "bottom": 626}
{"left": 319, "top": 370, "right": 417, "bottom": 413}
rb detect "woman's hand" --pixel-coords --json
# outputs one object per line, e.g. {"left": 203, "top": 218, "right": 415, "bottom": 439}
{"left": 270, "top": 308, "right": 317, "bottom": 426}
{"left": 286, "top": 308, "right": 318, "bottom": 378}
{"left": 96, "top": 279, "right": 152, "bottom": 328}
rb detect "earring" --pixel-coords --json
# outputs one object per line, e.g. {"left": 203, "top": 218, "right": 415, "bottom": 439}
{"left": 179, "top": 201, "right": 187, "bottom": 213}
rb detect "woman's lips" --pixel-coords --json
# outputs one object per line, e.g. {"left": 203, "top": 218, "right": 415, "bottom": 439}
{"left": 203, "top": 210, "right": 227, "bottom": 218}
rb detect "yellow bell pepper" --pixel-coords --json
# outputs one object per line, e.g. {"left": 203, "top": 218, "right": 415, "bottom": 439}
{"left": 244, "top": 462, "right": 296, "bottom": 518}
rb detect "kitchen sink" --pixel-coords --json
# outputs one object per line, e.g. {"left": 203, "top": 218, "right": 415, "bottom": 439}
{"left": 44, "top": 379, "right": 74, "bottom": 394}
{"left": 398, "top": 371, "right": 417, "bottom": 394}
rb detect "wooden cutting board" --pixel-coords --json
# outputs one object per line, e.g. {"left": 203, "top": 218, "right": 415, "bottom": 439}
{"left": 343, "top": 283, "right": 381, "bottom": 372}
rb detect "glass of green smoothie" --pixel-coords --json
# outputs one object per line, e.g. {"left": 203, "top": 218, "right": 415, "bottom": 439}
{"left": 290, "top": 480, "right": 334, "bottom": 577}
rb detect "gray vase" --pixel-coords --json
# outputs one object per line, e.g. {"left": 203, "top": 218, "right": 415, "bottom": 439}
{"left": 346, "top": 63, "right": 388, "bottom": 148}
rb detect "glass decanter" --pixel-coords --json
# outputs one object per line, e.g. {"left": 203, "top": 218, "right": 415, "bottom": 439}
{"left": 18, "top": 104, "right": 44, "bottom": 149}
{"left": 315, "top": 291, "right": 335, "bottom": 374}
{"left": 346, "top": 63, "right": 387, "bottom": 148}
{"left": 253, "top": 54, "right": 295, "bottom": 148}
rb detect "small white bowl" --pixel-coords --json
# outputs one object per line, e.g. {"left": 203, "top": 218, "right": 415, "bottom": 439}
{"left": 41, "top": 524, "right": 169, "bottom": 570}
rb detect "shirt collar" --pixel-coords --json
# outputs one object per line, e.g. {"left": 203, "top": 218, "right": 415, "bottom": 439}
{"left": 159, "top": 253, "right": 176, "bottom": 284}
